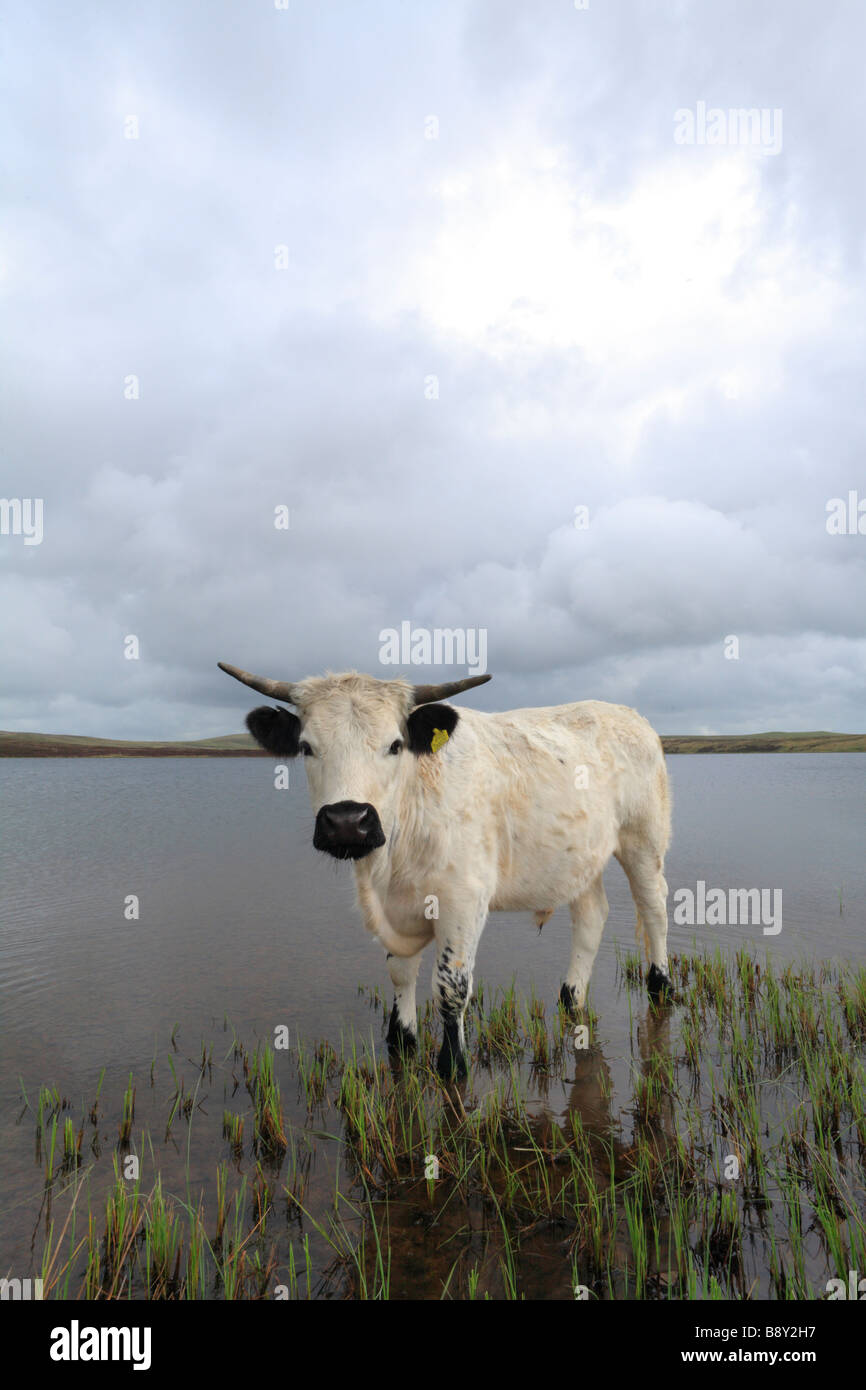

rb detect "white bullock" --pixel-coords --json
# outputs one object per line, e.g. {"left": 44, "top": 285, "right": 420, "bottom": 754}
{"left": 219, "top": 663, "right": 673, "bottom": 1078}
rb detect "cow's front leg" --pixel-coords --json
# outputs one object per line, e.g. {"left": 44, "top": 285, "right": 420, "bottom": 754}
{"left": 433, "top": 945, "right": 472, "bottom": 1079}
{"left": 433, "top": 901, "right": 487, "bottom": 1080}
{"left": 385, "top": 949, "right": 423, "bottom": 1055}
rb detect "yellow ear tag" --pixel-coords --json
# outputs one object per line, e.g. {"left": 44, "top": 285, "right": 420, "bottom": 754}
{"left": 431, "top": 727, "right": 449, "bottom": 753}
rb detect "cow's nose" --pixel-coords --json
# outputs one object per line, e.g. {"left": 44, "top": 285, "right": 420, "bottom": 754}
{"left": 320, "top": 803, "right": 373, "bottom": 837}
{"left": 313, "top": 801, "right": 385, "bottom": 859}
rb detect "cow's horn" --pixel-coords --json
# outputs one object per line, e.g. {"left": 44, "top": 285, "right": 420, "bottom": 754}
{"left": 218, "top": 662, "right": 296, "bottom": 703}
{"left": 411, "top": 674, "right": 492, "bottom": 706}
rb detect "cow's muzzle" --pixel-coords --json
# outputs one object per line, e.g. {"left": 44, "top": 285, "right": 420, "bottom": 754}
{"left": 313, "top": 801, "right": 386, "bottom": 860}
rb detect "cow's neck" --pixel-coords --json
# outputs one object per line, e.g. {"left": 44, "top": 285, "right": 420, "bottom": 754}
{"left": 353, "top": 857, "right": 434, "bottom": 957}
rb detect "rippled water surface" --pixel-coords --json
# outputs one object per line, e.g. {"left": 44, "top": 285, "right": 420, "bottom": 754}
{"left": 1, "top": 753, "right": 864, "bottom": 1291}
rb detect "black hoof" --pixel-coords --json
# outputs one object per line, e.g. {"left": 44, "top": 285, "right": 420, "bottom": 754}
{"left": 436, "top": 1047, "right": 467, "bottom": 1082}
{"left": 386, "top": 1004, "right": 417, "bottom": 1055}
{"left": 436, "top": 1015, "right": 467, "bottom": 1080}
{"left": 559, "top": 982, "right": 581, "bottom": 1013}
{"left": 647, "top": 963, "right": 675, "bottom": 1001}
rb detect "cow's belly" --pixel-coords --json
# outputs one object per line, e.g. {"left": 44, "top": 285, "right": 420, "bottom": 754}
{"left": 383, "top": 788, "right": 620, "bottom": 921}
{"left": 489, "top": 813, "right": 617, "bottom": 912}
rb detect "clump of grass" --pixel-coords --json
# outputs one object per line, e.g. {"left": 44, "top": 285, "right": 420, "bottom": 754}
{"left": 284, "top": 1133, "right": 311, "bottom": 1214}
{"left": 119, "top": 1074, "right": 136, "bottom": 1145}
{"left": 297, "top": 1038, "right": 340, "bottom": 1108}
{"left": 617, "top": 948, "right": 644, "bottom": 986}
{"left": 60, "top": 1116, "right": 83, "bottom": 1171}
{"left": 222, "top": 1111, "right": 245, "bottom": 1160}
{"left": 245, "top": 1044, "right": 287, "bottom": 1157}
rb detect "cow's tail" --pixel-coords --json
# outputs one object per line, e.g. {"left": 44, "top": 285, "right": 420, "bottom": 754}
{"left": 355, "top": 871, "right": 434, "bottom": 958}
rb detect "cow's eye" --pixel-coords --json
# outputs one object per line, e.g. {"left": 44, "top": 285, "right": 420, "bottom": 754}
{"left": 388, "top": 740, "right": 403, "bottom": 755}
{"left": 299, "top": 740, "right": 314, "bottom": 757}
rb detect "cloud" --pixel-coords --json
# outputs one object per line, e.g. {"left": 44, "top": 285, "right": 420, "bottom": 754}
{"left": 2, "top": 0, "right": 864, "bottom": 738}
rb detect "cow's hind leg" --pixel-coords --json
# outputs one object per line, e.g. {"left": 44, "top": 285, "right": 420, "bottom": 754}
{"left": 560, "top": 875, "right": 609, "bottom": 1013}
{"left": 385, "top": 949, "right": 423, "bottom": 1055}
{"left": 615, "top": 831, "right": 674, "bottom": 1000}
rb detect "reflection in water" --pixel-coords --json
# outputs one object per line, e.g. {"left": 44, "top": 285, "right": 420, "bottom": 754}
{"left": 342, "top": 999, "right": 694, "bottom": 1301}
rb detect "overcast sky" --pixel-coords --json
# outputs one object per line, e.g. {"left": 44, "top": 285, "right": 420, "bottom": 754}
{"left": 3, "top": 0, "right": 865, "bottom": 739}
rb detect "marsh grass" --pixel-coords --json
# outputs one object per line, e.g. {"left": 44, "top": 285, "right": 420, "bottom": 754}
{"left": 16, "top": 949, "right": 866, "bottom": 1300}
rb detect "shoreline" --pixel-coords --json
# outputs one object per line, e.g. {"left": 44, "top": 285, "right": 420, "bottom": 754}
{"left": 1, "top": 733, "right": 864, "bottom": 757}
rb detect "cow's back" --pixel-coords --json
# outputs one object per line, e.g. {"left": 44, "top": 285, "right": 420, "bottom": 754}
{"left": 440, "top": 700, "right": 668, "bottom": 912}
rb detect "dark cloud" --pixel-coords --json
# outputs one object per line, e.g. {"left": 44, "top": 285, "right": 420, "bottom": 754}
{"left": 2, "top": 0, "right": 864, "bottom": 738}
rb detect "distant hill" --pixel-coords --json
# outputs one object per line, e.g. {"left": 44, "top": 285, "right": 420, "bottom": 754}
{"left": 660, "top": 731, "right": 866, "bottom": 754}
{"left": 0, "top": 731, "right": 267, "bottom": 757}
{"left": 0, "top": 729, "right": 864, "bottom": 757}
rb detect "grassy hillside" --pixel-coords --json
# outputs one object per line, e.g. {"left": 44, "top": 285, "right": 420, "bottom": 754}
{"left": 1, "top": 729, "right": 864, "bottom": 756}
{"left": 660, "top": 730, "right": 866, "bottom": 754}
{"left": 0, "top": 731, "right": 266, "bottom": 757}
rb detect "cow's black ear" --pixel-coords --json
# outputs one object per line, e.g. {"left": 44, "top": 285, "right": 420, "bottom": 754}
{"left": 407, "top": 703, "right": 459, "bottom": 755}
{"left": 246, "top": 706, "right": 301, "bottom": 757}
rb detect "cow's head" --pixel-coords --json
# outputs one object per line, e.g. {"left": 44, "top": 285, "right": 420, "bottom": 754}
{"left": 218, "top": 663, "right": 491, "bottom": 861}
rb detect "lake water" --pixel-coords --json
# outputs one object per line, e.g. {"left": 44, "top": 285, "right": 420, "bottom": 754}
{"left": 1, "top": 753, "right": 864, "bottom": 1291}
